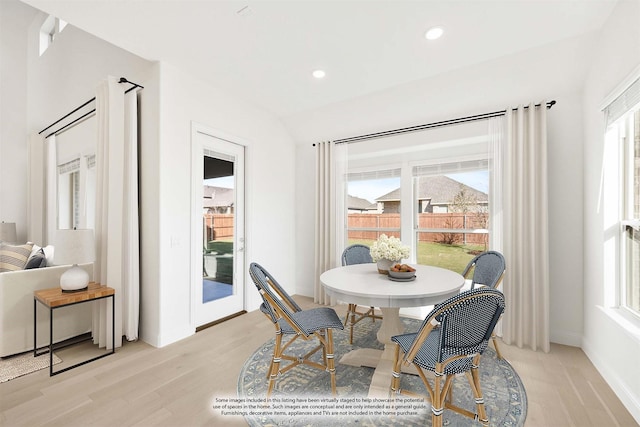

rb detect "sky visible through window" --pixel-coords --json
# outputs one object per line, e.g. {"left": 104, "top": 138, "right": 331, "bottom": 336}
{"left": 205, "top": 176, "right": 234, "bottom": 188}
{"left": 349, "top": 170, "right": 488, "bottom": 203}
{"left": 205, "top": 171, "right": 488, "bottom": 201}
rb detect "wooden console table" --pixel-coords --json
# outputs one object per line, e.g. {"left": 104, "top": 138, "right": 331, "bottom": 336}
{"left": 34, "top": 282, "right": 115, "bottom": 376}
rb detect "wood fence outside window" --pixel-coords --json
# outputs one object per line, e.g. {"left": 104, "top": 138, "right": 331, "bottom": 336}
{"left": 347, "top": 213, "right": 488, "bottom": 245}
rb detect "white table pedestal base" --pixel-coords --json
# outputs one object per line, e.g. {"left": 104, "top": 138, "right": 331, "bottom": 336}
{"left": 339, "top": 307, "right": 419, "bottom": 397}
{"left": 321, "top": 264, "right": 463, "bottom": 399}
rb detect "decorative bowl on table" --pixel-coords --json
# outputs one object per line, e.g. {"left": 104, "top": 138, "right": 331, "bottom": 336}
{"left": 388, "top": 264, "right": 416, "bottom": 280}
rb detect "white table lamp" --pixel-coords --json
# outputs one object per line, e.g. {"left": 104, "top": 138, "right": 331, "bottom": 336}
{"left": 0, "top": 222, "right": 17, "bottom": 243}
{"left": 54, "top": 229, "right": 95, "bottom": 292}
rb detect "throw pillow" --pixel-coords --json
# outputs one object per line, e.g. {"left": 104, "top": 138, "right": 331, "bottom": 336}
{"left": 28, "top": 243, "right": 55, "bottom": 266}
{"left": 28, "top": 242, "right": 41, "bottom": 258}
{"left": 42, "top": 245, "right": 55, "bottom": 266}
{"left": 25, "top": 248, "right": 47, "bottom": 269}
{"left": 0, "top": 242, "right": 34, "bottom": 272}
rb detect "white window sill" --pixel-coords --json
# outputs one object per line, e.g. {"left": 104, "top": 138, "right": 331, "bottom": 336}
{"left": 599, "top": 306, "right": 640, "bottom": 342}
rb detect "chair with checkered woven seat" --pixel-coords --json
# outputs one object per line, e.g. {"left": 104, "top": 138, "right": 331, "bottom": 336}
{"left": 390, "top": 287, "right": 505, "bottom": 427}
{"left": 461, "top": 250, "right": 506, "bottom": 358}
{"left": 249, "top": 262, "right": 344, "bottom": 397}
{"left": 461, "top": 250, "right": 506, "bottom": 291}
{"left": 340, "top": 244, "right": 383, "bottom": 344}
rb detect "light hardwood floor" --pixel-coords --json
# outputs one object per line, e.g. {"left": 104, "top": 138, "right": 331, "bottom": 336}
{"left": 0, "top": 296, "right": 637, "bottom": 427}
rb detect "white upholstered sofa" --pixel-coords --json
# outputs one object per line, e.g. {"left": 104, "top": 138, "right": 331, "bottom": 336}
{"left": 0, "top": 264, "right": 93, "bottom": 357}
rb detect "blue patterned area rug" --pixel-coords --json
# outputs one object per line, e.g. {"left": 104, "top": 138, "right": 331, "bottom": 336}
{"left": 237, "top": 317, "right": 526, "bottom": 427}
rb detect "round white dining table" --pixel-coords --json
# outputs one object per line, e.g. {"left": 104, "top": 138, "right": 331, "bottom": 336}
{"left": 320, "top": 262, "right": 464, "bottom": 397}
{"left": 321, "top": 263, "right": 464, "bottom": 343}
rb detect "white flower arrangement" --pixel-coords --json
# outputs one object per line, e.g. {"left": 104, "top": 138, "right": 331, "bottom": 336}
{"left": 369, "top": 234, "right": 410, "bottom": 262}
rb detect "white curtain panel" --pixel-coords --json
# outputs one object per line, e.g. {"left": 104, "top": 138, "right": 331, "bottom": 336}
{"left": 27, "top": 133, "right": 46, "bottom": 245}
{"left": 314, "top": 141, "right": 347, "bottom": 305}
{"left": 44, "top": 136, "right": 57, "bottom": 246}
{"left": 501, "top": 103, "right": 550, "bottom": 353}
{"left": 488, "top": 117, "right": 505, "bottom": 253}
{"left": 488, "top": 116, "right": 506, "bottom": 338}
{"left": 122, "top": 90, "right": 140, "bottom": 341}
{"left": 93, "top": 77, "right": 140, "bottom": 349}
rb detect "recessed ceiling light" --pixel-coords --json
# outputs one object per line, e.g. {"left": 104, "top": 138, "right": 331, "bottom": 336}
{"left": 425, "top": 26, "right": 444, "bottom": 40}
{"left": 312, "top": 69, "right": 326, "bottom": 79}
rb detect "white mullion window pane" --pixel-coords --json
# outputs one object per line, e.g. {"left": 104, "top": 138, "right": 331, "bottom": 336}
{"left": 625, "top": 226, "right": 640, "bottom": 313}
{"left": 623, "top": 110, "right": 640, "bottom": 315}
{"left": 412, "top": 164, "right": 489, "bottom": 272}
{"left": 58, "top": 158, "right": 80, "bottom": 175}
{"left": 634, "top": 111, "right": 640, "bottom": 218}
{"left": 347, "top": 169, "right": 401, "bottom": 245}
{"left": 344, "top": 120, "right": 490, "bottom": 270}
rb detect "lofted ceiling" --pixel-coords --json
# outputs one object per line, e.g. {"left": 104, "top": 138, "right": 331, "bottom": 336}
{"left": 21, "top": 0, "right": 618, "bottom": 118}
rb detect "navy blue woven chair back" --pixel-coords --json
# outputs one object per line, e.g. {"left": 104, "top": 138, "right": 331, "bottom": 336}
{"left": 423, "top": 288, "right": 505, "bottom": 359}
{"left": 391, "top": 287, "right": 506, "bottom": 426}
{"left": 249, "top": 262, "right": 302, "bottom": 325}
{"left": 462, "top": 250, "right": 505, "bottom": 290}
{"left": 341, "top": 244, "right": 373, "bottom": 266}
{"left": 249, "top": 262, "right": 344, "bottom": 397}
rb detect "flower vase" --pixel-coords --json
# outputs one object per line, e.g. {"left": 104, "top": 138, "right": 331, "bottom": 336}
{"left": 376, "top": 258, "right": 396, "bottom": 275}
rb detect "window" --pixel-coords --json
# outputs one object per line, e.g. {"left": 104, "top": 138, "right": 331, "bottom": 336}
{"left": 413, "top": 162, "right": 489, "bottom": 272}
{"left": 57, "top": 155, "right": 95, "bottom": 230}
{"left": 347, "top": 169, "right": 401, "bottom": 242}
{"left": 344, "top": 121, "right": 491, "bottom": 274}
{"left": 621, "top": 109, "right": 640, "bottom": 316}
{"left": 604, "top": 74, "right": 640, "bottom": 318}
{"left": 57, "top": 158, "right": 79, "bottom": 229}
{"left": 39, "top": 15, "right": 68, "bottom": 56}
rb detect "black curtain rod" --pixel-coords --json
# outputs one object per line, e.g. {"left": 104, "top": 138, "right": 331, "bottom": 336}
{"left": 45, "top": 109, "right": 95, "bottom": 139}
{"left": 38, "top": 77, "right": 144, "bottom": 137}
{"left": 315, "top": 100, "right": 556, "bottom": 146}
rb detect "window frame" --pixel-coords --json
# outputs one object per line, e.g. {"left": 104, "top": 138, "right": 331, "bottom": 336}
{"left": 56, "top": 153, "right": 96, "bottom": 230}
{"left": 619, "top": 108, "right": 640, "bottom": 319}
{"left": 345, "top": 166, "right": 403, "bottom": 247}
{"left": 344, "top": 153, "right": 491, "bottom": 266}
{"left": 39, "top": 15, "right": 68, "bottom": 56}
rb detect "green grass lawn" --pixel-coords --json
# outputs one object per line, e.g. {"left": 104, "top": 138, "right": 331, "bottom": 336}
{"left": 204, "top": 240, "right": 234, "bottom": 283}
{"left": 348, "top": 239, "right": 484, "bottom": 273}
{"left": 205, "top": 240, "right": 234, "bottom": 254}
{"left": 206, "top": 238, "right": 479, "bottom": 275}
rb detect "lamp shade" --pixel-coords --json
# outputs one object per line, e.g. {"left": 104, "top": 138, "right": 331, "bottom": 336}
{"left": 0, "top": 222, "right": 17, "bottom": 243}
{"left": 53, "top": 229, "right": 95, "bottom": 266}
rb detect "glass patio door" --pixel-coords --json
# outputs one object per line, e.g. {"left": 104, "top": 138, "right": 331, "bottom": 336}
{"left": 192, "top": 124, "right": 245, "bottom": 328}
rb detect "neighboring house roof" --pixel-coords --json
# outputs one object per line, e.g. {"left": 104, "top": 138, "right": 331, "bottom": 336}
{"left": 203, "top": 185, "right": 234, "bottom": 208}
{"left": 348, "top": 195, "right": 377, "bottom": 211}
{"left": 375, "top": 175, "right": 488, "bottom": 204}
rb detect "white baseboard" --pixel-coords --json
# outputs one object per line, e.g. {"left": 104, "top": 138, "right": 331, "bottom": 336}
{"left": 582, "top": 336, "right": 640, "bottom": 424}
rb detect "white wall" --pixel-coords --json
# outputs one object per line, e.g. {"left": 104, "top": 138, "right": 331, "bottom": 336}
{"left": 19, "top": 10, "right": 164, "bottom": 347}
{"left": 0, "top": 0, "right": 35, "bottom": 241}
{"left": 149, "top": 62, "right": 297, "bottom": 347}
{"left": 3, "top": 1, "right": 155, "bottom": 247}
{"left": 3, "top": 0, "right": 301, "bottom": 350}
{"left": 289, "top": 34, "right": 591, "bottom": 346}
{"left": 25, "top": 18, "right": 153, "bottom": 134}
{"left": 6, "top": 3, "right": 299, "bottom": 349}
{"left": 582, "top": 0, "right": 640, "bottom": 422}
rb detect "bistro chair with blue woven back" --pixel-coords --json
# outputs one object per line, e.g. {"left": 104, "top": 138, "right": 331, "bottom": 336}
{"left": 341, "top": 244, "right": 383, "bottom": 344}
{"left": 249, "top": 262, "right": 344, "bottom": 397}
{"left": 390, "top": 287, "right": 505, "bottom": 427}
{"left": 461, "top": 250, "right": 506, "bottom": 359}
